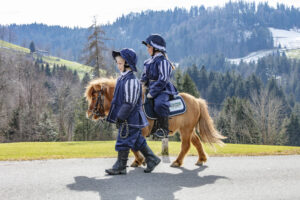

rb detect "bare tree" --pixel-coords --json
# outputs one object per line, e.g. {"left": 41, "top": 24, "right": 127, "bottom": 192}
{"left": 250, "top": 88, "right": 286, "bottom": 144}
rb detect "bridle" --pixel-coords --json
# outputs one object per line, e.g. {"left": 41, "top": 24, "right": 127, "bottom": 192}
{"left": 88, "top": 88, "right": 106, "bottom": 119}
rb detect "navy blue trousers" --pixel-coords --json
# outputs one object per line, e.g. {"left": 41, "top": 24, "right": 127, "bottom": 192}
{"left": 115, "top": 126, "right": 147, "bottom": 151}
{"left": 154, "top": 93, "right": 170, "bottom": 117}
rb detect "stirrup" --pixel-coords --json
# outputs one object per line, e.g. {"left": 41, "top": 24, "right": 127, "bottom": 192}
{"left": 153, "top": 128, "right": 168, "bottom": 138}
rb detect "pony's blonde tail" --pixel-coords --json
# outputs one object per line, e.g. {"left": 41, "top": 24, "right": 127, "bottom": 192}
{"left": 196, "top": 99, "right": 226, "bottom": 147}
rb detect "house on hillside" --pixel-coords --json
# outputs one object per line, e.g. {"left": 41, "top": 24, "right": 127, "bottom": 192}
{"left": 36, "top": 49, "right": 49, "bottom": 58}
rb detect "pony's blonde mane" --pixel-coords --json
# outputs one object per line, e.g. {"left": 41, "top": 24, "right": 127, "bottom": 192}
{"left": 85, "top": 77, "right": 117, "bottom": 103}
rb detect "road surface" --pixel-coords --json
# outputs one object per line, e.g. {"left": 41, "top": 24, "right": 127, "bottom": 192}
{"left": 0, "top": 155, "right": 299, "bottom": 200}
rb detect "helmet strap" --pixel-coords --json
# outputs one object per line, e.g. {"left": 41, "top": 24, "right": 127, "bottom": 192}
{"left": 152, "top": 48, "right": 160, "bottom": 56}
{"left": 123, "top": 62, "right": 130, "bottom": 72}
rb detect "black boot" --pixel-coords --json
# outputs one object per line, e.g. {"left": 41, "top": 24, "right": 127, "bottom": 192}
{"left": 153, "top": 116, "right": 169, "bottom": 138}
{"left": 105, "top": 150, "right": 129, "bottom": 175}
{"left": 140, "top": 145, "right": 161, "bottom": 173}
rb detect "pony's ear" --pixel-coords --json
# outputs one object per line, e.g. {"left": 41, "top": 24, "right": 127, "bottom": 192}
{"left": 85, "top": 84, "right": 95, "bottom": 102}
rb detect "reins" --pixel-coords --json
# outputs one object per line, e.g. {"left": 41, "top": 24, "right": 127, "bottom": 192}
{"left": 88, "top": 88, "right": 106, "bottom": 119}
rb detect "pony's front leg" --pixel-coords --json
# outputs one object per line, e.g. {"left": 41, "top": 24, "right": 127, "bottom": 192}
{"left": 130, "top": 150, "right": 145, "bottom": 167}
{"left": 171, "top": 129, "right": 192, "bottom": 167}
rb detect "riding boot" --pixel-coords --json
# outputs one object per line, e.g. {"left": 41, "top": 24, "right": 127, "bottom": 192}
{"left": 140, "top": 145, "right": 161, "bottom": 173}
{"left": 105, "top": 150, "right": 129, "bottom": 175}
{"left": 153, "top": 116, "right": 169, "bottom": 138}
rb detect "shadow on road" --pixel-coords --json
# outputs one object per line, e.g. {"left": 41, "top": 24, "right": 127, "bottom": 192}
{"left": 67, "top": 166, "right": 227, "bottom": 200}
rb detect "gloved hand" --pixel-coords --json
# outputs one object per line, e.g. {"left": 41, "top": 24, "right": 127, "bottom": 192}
{"left": 116, "top": 118, "right": 125, "bottom": 129}
{"left": 147, "top": 93, "right": 153, "bottom": 99}
{"left": 141, "top": 81, "right": 148, "bottom": 88}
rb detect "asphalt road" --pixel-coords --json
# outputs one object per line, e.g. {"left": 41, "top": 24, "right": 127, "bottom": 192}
{"left": 0, "top": 155, "right": 299, "bottom": 200}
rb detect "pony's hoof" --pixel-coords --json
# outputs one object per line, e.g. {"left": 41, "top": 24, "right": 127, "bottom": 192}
{"left": 170, "top": 162, "right": 181, "bottom": 168}
{"left": 130, "top": 161, "right": 140, "bottom": 168}
{"left": 195, "top": 161, "right": 205, "bottom": 166}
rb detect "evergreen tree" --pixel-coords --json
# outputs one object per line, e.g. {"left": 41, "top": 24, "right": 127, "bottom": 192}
{"left": 52, "top": 64, "right": 57, "bottom": 76}
{"left": 45, "top": 63, "right": 51, "bottom": 76}
{"left": 35, "top": 112, "right": 58, "bottom": 141}
{"left": 182, "top": 73, "right": 200, "bottom": 97}
{"left": 198, "top": 65, "right": 208, "bottom": 92}
{"left": 286, "top": 114, "right": 300, "bottom": 146}
{"left": 29, "top": 41, "right": 36, "bottom": 54}
{"left": 81, "top": 73, "right": 91, "bottom": 93}
{"left": 174, "top": 68, "right": 184, "bottom": 92}
{"left": 5, "top": 107, "right": 20, "bottom": 142}
{"left": 256, "top": 59, "right": 268, "bottom": 84}
{"left": 72, "top": 70, "right": 80, "bottom": 84}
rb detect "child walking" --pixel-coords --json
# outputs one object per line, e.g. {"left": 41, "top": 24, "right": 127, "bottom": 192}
{"left": 105, "top": 48, "right": 161, "bottom": 175}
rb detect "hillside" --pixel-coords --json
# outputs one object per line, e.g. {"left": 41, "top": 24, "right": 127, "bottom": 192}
{"left": 228, "top": 27, "right": 300, "bottom": 64}
{"left": 1, "top": 2, "right": 300, "bottom": 68}
{"left": 0, "top": 40, "right": 92, "bottom": 79}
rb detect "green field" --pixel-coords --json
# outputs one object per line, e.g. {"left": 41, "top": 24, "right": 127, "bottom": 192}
{"left": 0, "top": 40, "right": 30, "bottom": 53}
{"left": 286, "top": 49, "right": 300, "bottom": 59}
{"left": 0, "top": 141, "right": 300, "bottom": 161}
{"left": 0, "top": 40, "right": 95, "bottom": 79}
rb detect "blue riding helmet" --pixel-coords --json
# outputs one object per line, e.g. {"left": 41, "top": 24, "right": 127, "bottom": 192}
{"left": 142, "top": 34, "right": 166, "bottom": 52}
{"left": 112, "top": 48, "right": 138, "bottom": 72}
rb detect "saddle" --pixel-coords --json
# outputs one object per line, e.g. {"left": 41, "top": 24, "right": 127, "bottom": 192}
{"left": 143, "top": 94, "right": 187, "bottom": 120}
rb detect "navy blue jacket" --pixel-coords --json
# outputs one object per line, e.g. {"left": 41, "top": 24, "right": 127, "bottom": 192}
{"left": 141, "top": 53, "right": 178, "bottom": 98}
{"left": 107, "top": 71, "right": 149, "bottom": 128}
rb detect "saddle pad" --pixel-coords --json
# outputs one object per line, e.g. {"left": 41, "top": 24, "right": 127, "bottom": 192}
{"left": 143, "top": 95, "right": 187, "bottom": 120}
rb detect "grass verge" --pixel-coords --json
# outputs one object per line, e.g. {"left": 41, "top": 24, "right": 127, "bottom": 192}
{"left": 0, "top": 141, "right": 300, "bottom": 161}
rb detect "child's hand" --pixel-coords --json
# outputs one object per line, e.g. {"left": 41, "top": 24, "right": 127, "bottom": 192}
{"left": 147, "top": 93, "right": 153, "bottom": 99}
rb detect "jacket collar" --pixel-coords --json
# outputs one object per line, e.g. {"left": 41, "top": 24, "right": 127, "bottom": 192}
{"left": 144, "top": 52, "right": 164, "bottom": 65}
{"left": 119, "top": 70, "right": 133, "bottom": 80}
{"left": 152, "top": 52, "right": 163, "bottom": 59}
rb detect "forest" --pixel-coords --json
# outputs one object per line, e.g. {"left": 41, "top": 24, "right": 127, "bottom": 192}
{"left": 0, "top": 1, "right": 300, "bottom": 146}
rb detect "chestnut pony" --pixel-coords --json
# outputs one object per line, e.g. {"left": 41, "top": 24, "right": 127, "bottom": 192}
{"left": 85, "top": 78, "right": 225, "bottom": 167}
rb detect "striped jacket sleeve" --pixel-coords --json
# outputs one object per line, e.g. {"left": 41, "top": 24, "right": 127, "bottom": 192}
{"left": 141, "top": 65, "right": 149, "bottom": 84}
{"left": 149, "top": 60, "right": 172, "bottom": 98}
{"left": 124, "top": 79, "right": 141, "bottom": 105}
{"left": 117, "top": 78, "right": 141, "bottom": 120}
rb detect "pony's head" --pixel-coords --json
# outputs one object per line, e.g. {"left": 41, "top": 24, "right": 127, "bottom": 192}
{"left": 85, "top": 78, "right": 116, "bottom": 120}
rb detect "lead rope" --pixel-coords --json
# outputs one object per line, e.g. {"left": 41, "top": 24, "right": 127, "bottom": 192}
{"left": 119, "top": 120, "right": 129, "bottom": 139}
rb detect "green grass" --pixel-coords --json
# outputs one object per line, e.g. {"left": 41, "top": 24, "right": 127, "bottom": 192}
{"left": 0, "top": 40, "right": 30, "bottom": 53}
{"left": 0, "top": 141, "right": 299, "bottom": 161}
{"left": 0, "top": 40, "right": 95, "bottom": 79}
{"left": 286, "top": 49, "right": 300, "bottom": 59}
{"left": 37, "top": 55, "right": 95, "bottom": 79}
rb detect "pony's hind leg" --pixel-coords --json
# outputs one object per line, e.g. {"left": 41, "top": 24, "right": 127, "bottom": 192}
{"left": 191, "top": 131, "right": 208, "bottom": 166}
{"left": 171, "top": 129, "right": 192, "bottom": 168}
{"left": 130, "top": 150, "right": 145, "bottom": 167}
